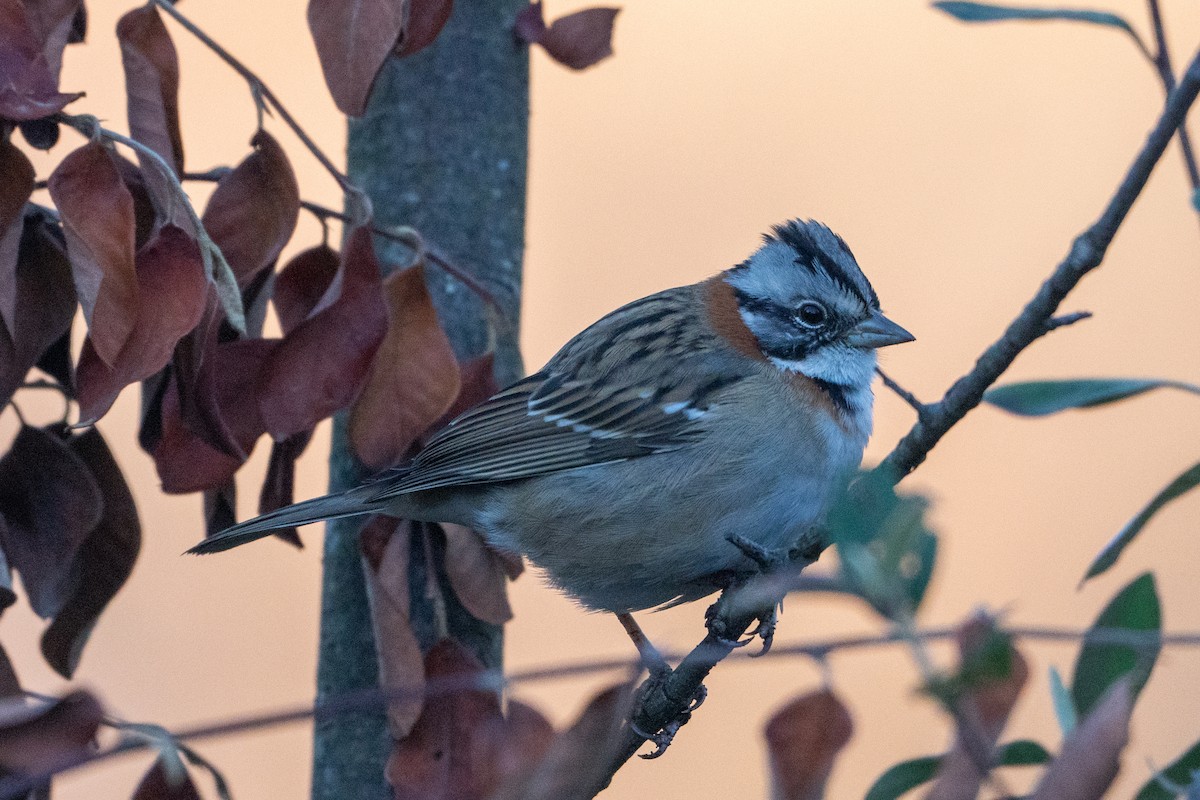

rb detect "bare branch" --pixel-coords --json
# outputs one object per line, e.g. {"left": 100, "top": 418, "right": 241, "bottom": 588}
{"left": 1146, "top": 0, "right": 1200, "bottom": 194}
{"left": 876, "top": 367, "right": 927, "bottom": 417}
{"left": 876, "top": 47, "right": 1200, "bottom": 483}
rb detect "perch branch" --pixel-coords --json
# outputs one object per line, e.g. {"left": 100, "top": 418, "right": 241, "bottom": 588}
{"left": 876, "top": 47, "right": 1200, "bottom": 483}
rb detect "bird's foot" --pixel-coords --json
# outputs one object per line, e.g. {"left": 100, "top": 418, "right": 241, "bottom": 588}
{"left": 744, "top": 606, "right": 777, "bottom": 657}
{"left": 629, "top": 682, "right": 706, "bottom": 759}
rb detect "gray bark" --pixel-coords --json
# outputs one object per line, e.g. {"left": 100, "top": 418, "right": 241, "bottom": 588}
{"left": 311, "top": 2, "right": 528, "bottom": 796}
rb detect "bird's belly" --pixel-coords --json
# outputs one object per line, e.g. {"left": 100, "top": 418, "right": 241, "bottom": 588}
{"left": 474, "top": 439, "right": 849, "bottom": 613}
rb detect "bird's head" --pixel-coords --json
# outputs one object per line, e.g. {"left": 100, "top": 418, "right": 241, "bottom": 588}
{"left": 724, "top": 219, "right": 913, "bottom": 387}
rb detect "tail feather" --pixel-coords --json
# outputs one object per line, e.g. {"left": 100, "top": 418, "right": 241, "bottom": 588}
{"left": 187, "top": 491, "right": 381, "bottom": 555}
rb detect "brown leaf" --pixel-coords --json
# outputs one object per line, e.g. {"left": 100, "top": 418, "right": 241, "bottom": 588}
{"left": 0, "top": 528, "right": 17, "bottom": 615}
{"left": 0, "top": 425, "right": 103, "bottom": 618}
{"left": 386, "top": 639, "right": 509, "bottom": 799}
{"left": 1030, "top": 679, "right": 1132, "bottom": 800}
{"left": 199, "top": 130, "right": 299, "bottom": 286}
{"left": 0, "top": 139, "right": 33, "bottom": 336}
{"left": 169, "top": 289, "right": 243, "bottom": 459}
{"left": 0, "top": 213, "right": 75, "bottom": 410}
{"left": 272, "top": 244, "right": 340, "bottom": 335}
{"left": 0, "top": 690, "right": 102, "bottom": 775}
{"left": 0, "top": 0, "right": 82, "bottom": 119}
{"left": 764, "top": 689, "right": 853, "bottom": 800}
{"left": 47, "top": 141, "right": 139, "bottom": 366}
{"left": 75, "top": 225, "right": 208, "bottom": 424}
{"left": 928, "top": 617, "right": 1030, "bottom": 800}
{"left": 153, "top": 338, "right": 276, "bottom": 493}
{"left": 0, "top": 643, "right": 20, "bottom": 698}
{"left": 349, "top": 264, "right": 459, "bottom": 470}
{"left": 361, "top": 517, "right": 426, "bottom": 739}
{"left": 307, "top": 0, "right": 405, "bottom": 116}
{"left": 491, "top": 683, "right": 633, "bottom": 800}
{"left": 520, "top": 4, "right": 619, "bottom": 70}
{"left": 117, "top": 4, "right": 184, "bottom": 200}
{"left": 258, "top": 225, "right": 386, "bottom": 440}
{"left": 203, "top": 479, "right": 237, "bottom": 539}
{"left": 132, "top": 758, "right": 201, "bottom": 800}
{"left": 426, "top": 353, "right": 497, "bottom": 438}
{"left": 21, "top": 0, "right": 82, "bottom": 81}
{"left": 41, "top": 428, "right": 141, "bottom": 679}
{"left": 394, "top": 0, "right": 453, "bottom": 58}
{"left": 258, "top": 432, "right": 310, "bottom": 548}
{"left": 441, "top": 523, "right": 512, "bottom": 626}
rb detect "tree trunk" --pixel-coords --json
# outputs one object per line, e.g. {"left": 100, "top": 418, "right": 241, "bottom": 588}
{"left": 311, "top": 2, "right": 528, "bottom": 796}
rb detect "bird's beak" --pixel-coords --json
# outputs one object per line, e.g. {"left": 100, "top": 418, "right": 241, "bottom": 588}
{"left": 844, "top": 311, "right": 915, "bottom": 349}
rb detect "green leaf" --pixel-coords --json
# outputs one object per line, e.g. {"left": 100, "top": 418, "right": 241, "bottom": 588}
{"left": 1084, "top": 461, "right": 1200, "bottom": 581}
{"left": 1048, "top": 665, "right": 1078, "bottom": 735}
{"left": 932, "top": 2, "right": 1139, "bottom": 39}
{"left": 1135, "top": 738, "right": 1200, "bottom": 799}
{"left": 997, "top": 738, "right": 1053, "bottom": 766}
{"left": 865, "top": 755, "right": 941, "bottom": 800}
{"left": 984, "top": 378, "right": 1200, "bottom": 417}
{"left": 1071, "top": 573, "right": 1160, "bottom": 716}
{"left": 1192, "top": 187, "right": 1200, "bottom": 212}
{"left": 827, "top": 472, "right": 938, "bottom": 618}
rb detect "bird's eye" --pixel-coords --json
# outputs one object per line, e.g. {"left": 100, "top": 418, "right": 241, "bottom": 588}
{"left": 795, "top": 302, "right": 827, "bottom": 328}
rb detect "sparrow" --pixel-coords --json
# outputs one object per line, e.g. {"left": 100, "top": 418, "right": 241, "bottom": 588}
{"left": 190, "top": 219, "right": 913, "bottom": 618}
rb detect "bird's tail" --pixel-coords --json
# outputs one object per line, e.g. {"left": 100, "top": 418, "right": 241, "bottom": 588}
{"left": 186, "top": 489, "right": 384, "bottom": 555}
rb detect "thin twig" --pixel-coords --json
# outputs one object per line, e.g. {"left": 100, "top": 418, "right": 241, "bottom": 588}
{"left": 53, "top": 113, "right": 246, "bottom": 333}
{"left": 181, "top": 167, "right": 505, "bottom": 316}
{"left": 876, "top": 47, "right": 1200, "bottom": 483}
{"left": 0, "top": 622, "right": 1191, "bottom": 800}
{"left": 150, "top": 0, "right": 369, "bottom": 221}
{"left": 876, "top": 367, "right": 927, "bottom": 416}
{"left": 1146, "top": 0, "right": 1200, "bottom": 193}
{"left": 1043, "top": 310, "right": 1093, "bottom": 333}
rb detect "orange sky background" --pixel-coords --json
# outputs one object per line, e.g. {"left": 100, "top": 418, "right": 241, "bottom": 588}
{"left": 5, "top": 0, "right": 1200, "bottom": 797}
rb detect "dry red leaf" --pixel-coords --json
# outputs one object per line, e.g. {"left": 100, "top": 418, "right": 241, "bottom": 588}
{"left": 200, "top": 130, "right": 299, "bottom": 286}
{"left": 273, "top": 244, "right": 340, "bottom": 334}
{"left": 0, "top": 425, "right": 103, "bottom": 619}
{"left": 0, "top": 0, "right": 82, "bottom": 119}
{"left": 258, "top": 432, "right": 310, "bottom": 548}
{"left": 1030, "top": 679, "right": 1132, "bottom": 800}
{"left": 349, "top": 264, "right": 459, "bottom": 470}
{"left": 0, "top": 139, "right": 33, "bottom": 336}
{"left": 75, "top": 225, "right": 208, "bottom": 424}
{"left": 928, "top": 617, "right": 1030, "bottom": 800}
{"left": 132, "top": 758, "right": 202, "bottom": 800}
{"left": 117, "top": 4, "right": 184, "bottom": 192}
{"left": 258, "top": 225, "right": 386, "bottom": 440}
{"left": 764, "top": 689, "right": 853, "bottom": 800}
{"left": 0, "top": 214, "right": 75, "bottom": 410}
{"left": 361, "top": 517, "right": 426, "bottom": 739}
{"left": 154, "top": 338, "right": 277, "bottom": 493}
{"left": 169, "top": 289, "right": 243, "bottom": 460}
{"left": 394, "top": 0, "right": 453, "bottom": 58}
{"left": 441, "top": 523, "right": 513, "bottom": 626}
{"left": 490, "top": 683, "right": 633, "bottom": 800}
{"left": 307, "top": 0, "right": 405, "bottom": 116}
{"left": 515, "top": 3, "right": 618, "bottom": 70}
{"left": 0, "top": 644, "right": 19, "bottom": 697}
{"left": 41, "top": 429, "right": 141, "bottom": 679}
{"left": 47, "top": 141, "right": 139, "bottom": 367}
{"left": 21, "top": 0, "right": 81, "bottom": 81}
{"left": 387, "top": 638, "right": 512, "bottom": 798}
{"left": 203, "top": 479, "right": 238, "bottom": 539}
{"left": 426, "top": 353, "right": 497, "bottom": 438}
{"left": 0, "top": 690, "right": 102, "bottom": 775}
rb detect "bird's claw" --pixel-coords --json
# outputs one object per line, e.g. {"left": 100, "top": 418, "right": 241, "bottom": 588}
{"left": 745, "top": 607, "right": 777, "bottom": 657}
{"left": 632, "top": 719, "right": 682, "bottom": 759}
{"left": 686, "top": 683, "right": 708, "bottom": 712}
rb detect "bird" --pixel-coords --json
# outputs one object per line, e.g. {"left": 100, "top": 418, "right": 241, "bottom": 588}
{"left": 190, "top": 219, "right": 913, "bottom": 619}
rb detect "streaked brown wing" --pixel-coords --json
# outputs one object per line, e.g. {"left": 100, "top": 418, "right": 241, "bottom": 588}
{"left": 367, "top": 287, "right": 748, "bottom": 498}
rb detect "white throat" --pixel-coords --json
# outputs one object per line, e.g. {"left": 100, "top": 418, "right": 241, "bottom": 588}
{"left": 770, "top": 345, "right": 877, "bottom": 446}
